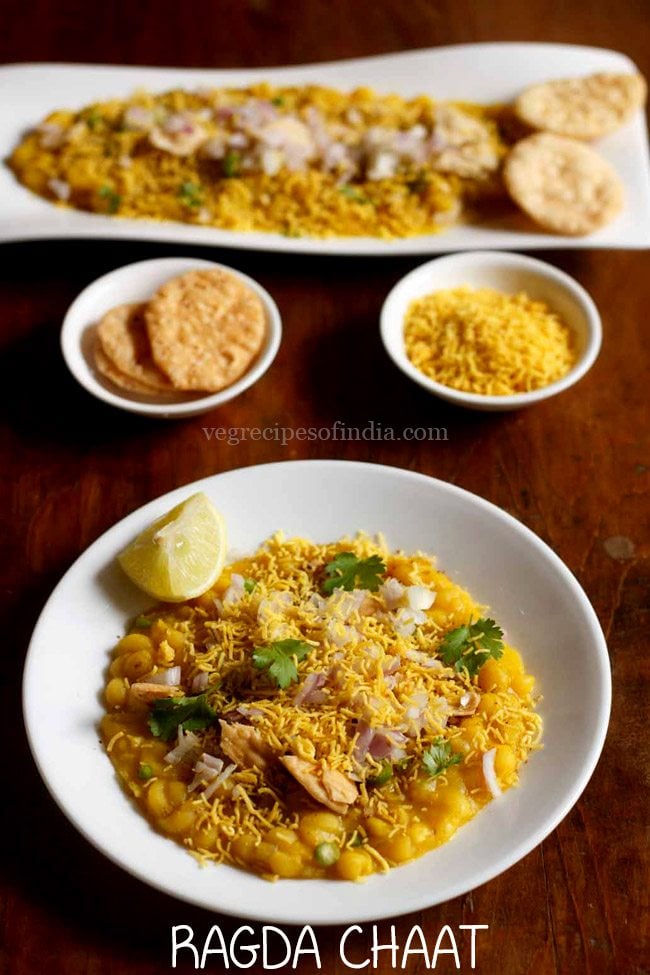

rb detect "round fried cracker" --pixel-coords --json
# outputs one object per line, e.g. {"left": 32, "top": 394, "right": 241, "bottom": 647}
{"left": 145, "top": 269, "right": 266, "bottom": 392}
{"left": 97, "top": 302, "right": 173, "bottom": 391}
{"left": 94, "top": 338, "right": 160, "bottom": 394}
{"left": 515, "top": 72, "right": 647, "bottom": 141}
{"left": 503, "top": 133, "right": 624, "bottom": 236}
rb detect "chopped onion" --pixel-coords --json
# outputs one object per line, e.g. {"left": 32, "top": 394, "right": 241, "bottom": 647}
{"left": 482, "top": 749, "right": 502, "bottom": 798}
{"left": 203, "top": 763, "right": 236, "bottom": 799}
{"left": 201, "top": 753, "right": 223, "bottom": 770}
{"left": 405, "top": 585, "right": 436, "bottom": 612}
{"left": 293, "top": 672, "right": 327, "bottom": 707}
{"left": 148, "top": 666, "right": 182, "bottom": 686}
{"left": 165, "top": 729, "right": 200, "bottom": 766}
{"left": 123, "top": 105, "right": 154, "bottom": 131}
{"left": 380, "top": 578, "right": 404, "bottom": 610}
{"left": 223, "top": 573, "right": 245, "bottom": 606}
{"left": 47, "top": 178, "right": 70, "bottom": 201}
{"left": 191, "top": 672, "right": 209, "bottom": 693}
{"left": 38, "top": 122, "right": 65, "bottom": 148}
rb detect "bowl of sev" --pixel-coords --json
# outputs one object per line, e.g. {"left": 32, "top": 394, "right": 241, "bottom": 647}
{"left": 61, "top": 257, "right": 282, "bottom": 418}
{"left": 380, "top": 251, "right": 601, "bottom": 411}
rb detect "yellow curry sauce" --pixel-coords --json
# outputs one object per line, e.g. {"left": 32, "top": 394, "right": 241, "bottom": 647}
{"left": 100, "top": 534, "right": 541, "bottom": 882}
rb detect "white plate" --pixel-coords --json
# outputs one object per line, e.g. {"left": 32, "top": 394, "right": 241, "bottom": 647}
{"left": 2, "top": 44, "right": 649, "bottom": 256}
{"left": 60, "top": 257, "right": 282, "bottom": 418}
{"left": 23, "top": 460, "right": 610, "bottom": 924}
{"left": 380, "top": 252, "right": 602, "bottom": 410}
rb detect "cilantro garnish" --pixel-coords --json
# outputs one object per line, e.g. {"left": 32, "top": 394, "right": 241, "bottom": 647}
{"left": 134, "top": 615, "right": 152, "bottom": 628}
{"left": 271, "top": 95, "right": 285, "bottom": 107}
{"left": 252, "top": 639, "right": 312, "bottom": 690}
{"left": 99, "top": 185, "right": 121, "bottom": 214}
{"left": 243, "top": 578, "right": 257, "bottom": 594}
{"left": 422, "top": 739, "right": 462, "bottom": 778}
{"left": 178, "top": 181, "right": 203, "bottom": 208}
{"left": 439, "top": 618, "right": 504, "bottom": 678}
{"left": 407, "top": 175, "right": 428, "bottom": 194}
{"left": 368, "top": 762, "right": 393, "bottom": 787}
{"left": 86, "top": 109, "right": 103, "bottom": 130}
{"left": 322, "top": 552, "right": 386, "bottom": 594}
{"left": 339, "top": 184, "right": 370, "bottom": 204}
{"left": 148, "top": 692, "right": 216, "bottom": 741}
{"left": 223, "top": 151, "right": 241, "bottom": 177}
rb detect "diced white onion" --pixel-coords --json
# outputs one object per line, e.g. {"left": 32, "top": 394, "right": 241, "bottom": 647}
{"left": 203, "top": 763, "right": 236, "bottom": 799}
{"left": 223, "top": 573, "right": 245, "bottom": 606}
{"left": 165, "top": 729, "right": 200, "bottom": 766}
{"left": 405, "top": 585, "right": 436, "bottom": 612}
{"left": 380, "top": 578, "right": 404, "bottom": 610}
{"left": 148, "top": 666, "right": 182, "bottom": 686}
{"left": 47, "top": 178, "right": 70, "bottom": 201}
{"left": 482, "top": 749, "right": 502, "bottom": 798}
{"left": 191, "top": 672, "right": 209, "bottom": 693}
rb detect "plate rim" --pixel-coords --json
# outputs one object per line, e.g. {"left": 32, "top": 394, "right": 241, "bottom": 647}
{"left": 21, "top": 459, "right": 612, "bottom": 924}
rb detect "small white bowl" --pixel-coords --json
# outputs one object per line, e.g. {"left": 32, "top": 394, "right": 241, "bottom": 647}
{"left": 380, "top": 251, "right": 602, "bottom": 411}
{"left": 61, "top": 256, "right": 282, "bottom": 418}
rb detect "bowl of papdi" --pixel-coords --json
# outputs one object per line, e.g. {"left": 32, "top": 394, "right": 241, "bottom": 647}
{"left": 61, "top": 257, "right": 282, "bottom": 417}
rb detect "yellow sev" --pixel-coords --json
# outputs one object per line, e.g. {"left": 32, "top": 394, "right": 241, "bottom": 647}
{"left": 102, "top": 532, "right": 543, "bottom": 880}
{"left": 403, "top": 286, "right": 576, "bottom": 395}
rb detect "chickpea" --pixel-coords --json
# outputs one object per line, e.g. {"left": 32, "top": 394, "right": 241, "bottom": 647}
{"left": 298, "top": 811, "right": 343, "bottom": 848}
{"left": 478, "top": 659, "right": 510, "bottom": 693}
{"left": 511, "top": 673, "right": 535, "bottom": 697}
{"left": 116, "top": 633, "right": 153, "bottom": 656}
{"left": 266, "top": 827, "right": 301, "bottom": 851}
{"left": 477, "top": 692, "right": 501, "bottom": 718}
{"left": 382, "top": 833, "right": 414, "bottom": 864}
{"left": 336, "top": 849, "right": 373, "bottom": 881}
{"left": 268, "top": 850, "right": 303, "bottom": 878}
{"left": 105, "top": 677, "right": 128, "bottom": 708}
{"left": 165, "top": 629, "right": 186, "bottom": 652}
{"left": 162, "top": 803, "right": 196, "bottom": 835}
{"left": 494, "top": 744, "right": 517, "bottom": 785}
{"left": 365, "top": 816, "right": 391, "bottom": 839}
{"left": 231, "top": 835, "right": 257, "bottom": 862}
{"left": 122, "top": 649, "right": 153, "bottom": 681}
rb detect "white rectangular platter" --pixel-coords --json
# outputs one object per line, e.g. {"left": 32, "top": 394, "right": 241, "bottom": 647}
{"left": 1, "top": 43, "right": 649, "bottom": 255}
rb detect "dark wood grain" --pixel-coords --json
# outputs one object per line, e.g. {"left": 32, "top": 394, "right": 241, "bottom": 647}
{"left": 1, "top": 3, "right": 648, "bottom": 973}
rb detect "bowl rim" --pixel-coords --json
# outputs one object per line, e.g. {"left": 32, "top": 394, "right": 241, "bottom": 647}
{"left": 380, "top": 250, "right": 602, "bottom": 409}
{"left": 60, "top": 256, "right": 283, "bottom": 418}
{"left": 22, "top": 459, "right": 612, "bottom": 924}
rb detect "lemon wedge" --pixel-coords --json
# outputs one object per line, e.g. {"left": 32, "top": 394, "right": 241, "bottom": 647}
{"left": 118, "top": 493, "right": 227, "bottom": 602}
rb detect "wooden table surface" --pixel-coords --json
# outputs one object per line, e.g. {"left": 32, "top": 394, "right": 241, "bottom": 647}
{"left": 1, "top": 2, "right": 648, "bottom": 973}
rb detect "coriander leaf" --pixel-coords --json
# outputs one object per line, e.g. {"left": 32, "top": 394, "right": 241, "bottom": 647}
{"left": 439, "top": 617, "right": 504, "bottom": 678}
{"left": 134, "top": 615, "right": 152, "bottom": 628}
{"left": 86, "top": 109, "right": 103, "bottom": 130}
{"left": 368, "top": 762, "right": 393, "bottom": 787}
{"left": 178, "top": 180, "right": 203, "bottom": 208}
{"left": 422, "top": 739, "right": 462, "bottom": 778}
{"left": 252, "top": 639, "right": 312, "bottom": 690}
{"left": 339, "top": 184, "right": 370, "bottom": 204}
{"left": 243, "top": 578, "right": 257, "bottom": 594}
{"left": 148, "top": 692, "right": 215, "bottom": 741}
{"left": 322, "top": 552, "right": 386, "bottom": 594}
{"left": 223, "top": 150, "right": 241, "bottom": 178}
{"left": 99, "top": 185, "right": 121, "bottom": 214}
{"left": 271, "top": 95, "right": 285, "bottom": 107}
{"left": 406, "top": 175, "right": 428, "bottom": 194}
